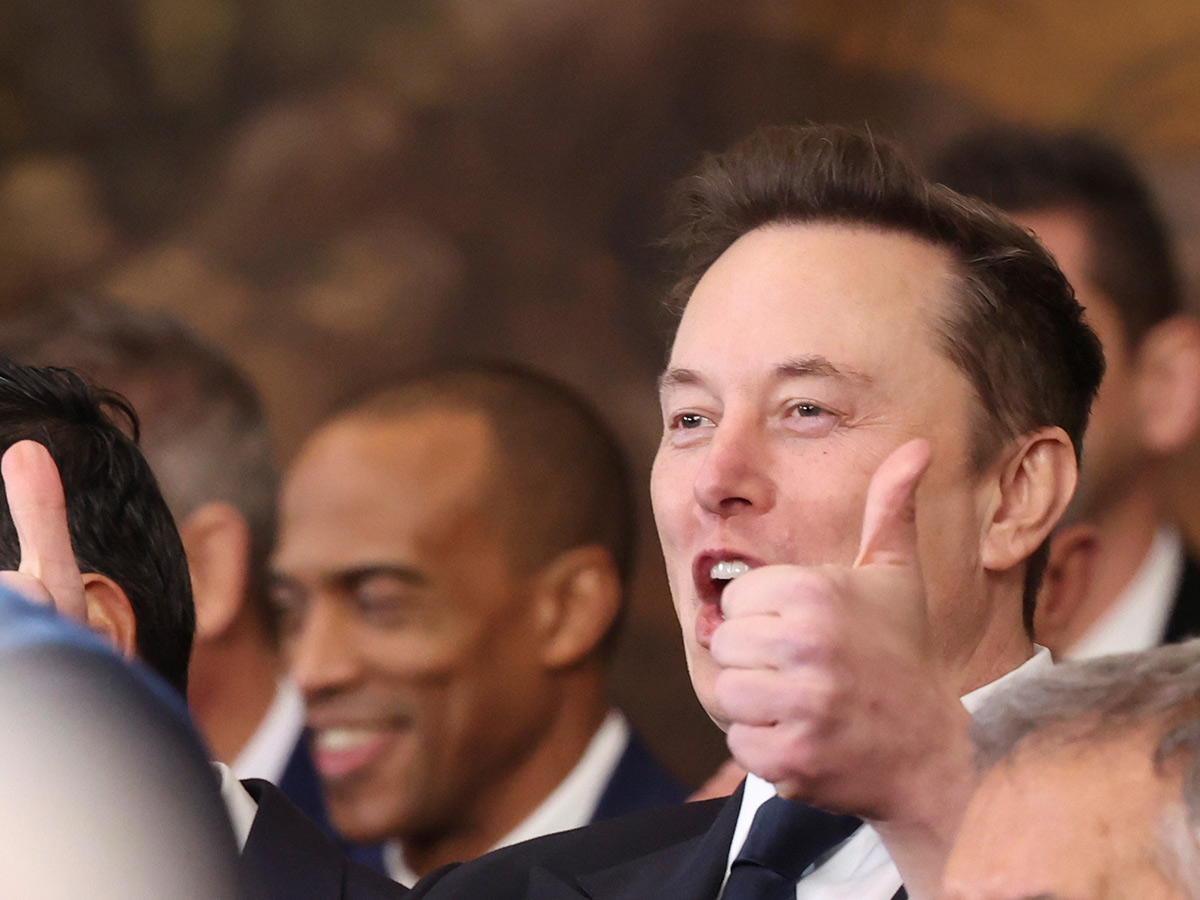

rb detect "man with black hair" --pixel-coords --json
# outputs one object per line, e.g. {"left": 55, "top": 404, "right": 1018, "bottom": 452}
{"left": 271, "top": 364, "right": 686, "bottom": 883}
{"left": 933, "top": 126, "right": 1200, "bottom": 658}
{"left": 403, "top": 123, "right": 1104, "bottom": 900}
{"left": 0, "top": 362, "right": 193, "bottom": 694}
{"left": 0, "top": 355, "right": 404, "bottom": 900}
{"left": 0, "top": 296, "right": 330, "bottom": 834}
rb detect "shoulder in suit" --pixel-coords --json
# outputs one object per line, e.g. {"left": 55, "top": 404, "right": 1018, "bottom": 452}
{"left": 241, "top": 778, "right": 408, "bottom": 900}
{"left": 410, "top": 789, "right": 741, "bottom": 900}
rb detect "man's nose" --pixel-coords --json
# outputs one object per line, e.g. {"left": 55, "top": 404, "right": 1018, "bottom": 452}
{"left": 692, "top": 417, "right": 775, "bottom": 516}
{"left": 287, "top": 597, "right": 361, "bottom": 698}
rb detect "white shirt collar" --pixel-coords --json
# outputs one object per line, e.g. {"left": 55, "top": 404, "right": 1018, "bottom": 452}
{"left": 723, "top": 647, "right": 1054, "bottom": 900}
{"left": 214, "top": 761, "right": 258, "bottom": 852}
{"left": 231, "top": 680, "right": 306, "bottom": 784}
{"left": 384, "top": 710, "right": 632, "bottom": 886}
{"left": 1066, "top": 526, "right": 1185, "bottom": 660}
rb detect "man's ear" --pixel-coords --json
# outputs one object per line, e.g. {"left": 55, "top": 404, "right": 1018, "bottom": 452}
{"left": 530, "top": 545, "right": 623, "bottom": 670}
{"left": 1135, "top": 316, "right": 1200, "bottom": 455}
{"left": 1032, "top": 523, "right": 1098, "bottom": 655}
{"left": 980, "top": 426, "right": 1078, "bottom": 575}
{"left": 80, "top": 572, "right": 137, "bottom": 660}
{"left": 178, "top": 502, "right": 251, "bottom": 642}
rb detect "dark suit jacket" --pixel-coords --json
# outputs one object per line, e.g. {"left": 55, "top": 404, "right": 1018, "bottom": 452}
{"left": 349, "top": 727, "right": 687, "bottom": 877}
{"left": 242, "top": 778, "right": 408, "bottom": 900}
{"left": 1163, "top": 552, "right": 1200, "bottom": 644}
{"left": 409, "top": 788, "right": 741, "bottom": 900}
{"left": 408, "top": 784, "right": 908, "bottom": 900}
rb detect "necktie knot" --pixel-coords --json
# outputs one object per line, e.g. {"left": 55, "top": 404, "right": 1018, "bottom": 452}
{"left": 723, "top": 796, "right": 861, "bottom": 900}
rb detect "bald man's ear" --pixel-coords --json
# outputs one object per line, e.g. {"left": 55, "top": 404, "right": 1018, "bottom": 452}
{"left": 532, "top": 545, "right": 622, "bottom": 670}
{"left": 1136, "top": 316, "right": 1200, "bottom": 456}
{"left": 80, "top": 572, "right": 137, "bottom": 661}
{"left": 980, "top": 426, "right": 1078, "bottom": 576}
{"left": 1032, "top": 524, "right": 1098, "bottom": 655}
{"left": 179, "top": 502, "right": 251, "bottom": 643}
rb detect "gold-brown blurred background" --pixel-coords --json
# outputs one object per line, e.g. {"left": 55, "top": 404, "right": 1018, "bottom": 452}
{"left": 5, "top": 0, "right": 1200, "bottom": 784}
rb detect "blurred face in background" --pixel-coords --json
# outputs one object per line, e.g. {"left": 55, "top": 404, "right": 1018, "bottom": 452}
{"left": 270, "top": 409, "right": 557, "bottom": 844}
{"left": 1010, "top": 209, "right": 1140, "bottom": 523}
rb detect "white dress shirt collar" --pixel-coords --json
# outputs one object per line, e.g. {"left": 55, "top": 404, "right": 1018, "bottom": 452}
{"left": 231, "top": 679, "right": 306, "bottom": 784}
{"left": 214, "top": 761, "right": 258, "bottom": 852}
{"left": 1066, "top": 526, "right": 1185, "bottom": 660}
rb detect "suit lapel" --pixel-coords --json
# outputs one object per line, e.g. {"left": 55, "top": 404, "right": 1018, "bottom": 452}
{"left": 572, "top": 787, "right": 743, "bottom": 900}
{"left": 241, "top": 778, "right": 345, "bottom": 900}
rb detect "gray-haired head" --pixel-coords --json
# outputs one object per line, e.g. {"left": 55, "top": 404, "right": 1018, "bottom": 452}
{"left": 0, "top": 296, "right": 279, "bottom": 637}
{"left": 971, "top": 640, "right": 1200, "bottom": 897}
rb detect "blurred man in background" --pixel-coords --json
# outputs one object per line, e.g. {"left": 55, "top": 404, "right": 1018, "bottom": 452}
{"left": 934, "top": 127, "right": 1200, "bottom": 658}
{"left": 0, "top": 296, "right": 333, "bottom": 833}
{"left": 270, "top": 364, "right": 686, "bottom": 883}
{"left": 942, "top": 638, "right": 1200, "bottom": 900}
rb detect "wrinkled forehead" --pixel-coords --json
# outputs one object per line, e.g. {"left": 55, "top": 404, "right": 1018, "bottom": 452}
{"left": 666, "top": 223, "right": 965, "bottom": 380}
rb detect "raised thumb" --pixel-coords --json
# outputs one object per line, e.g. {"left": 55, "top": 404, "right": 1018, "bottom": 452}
{"left": 854, "top": 438, "right": 931, "bottom": 569}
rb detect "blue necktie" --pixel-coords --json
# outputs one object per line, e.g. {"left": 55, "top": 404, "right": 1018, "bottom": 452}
{"left": 721, "top": 796, "right": 862, "bottom": 900}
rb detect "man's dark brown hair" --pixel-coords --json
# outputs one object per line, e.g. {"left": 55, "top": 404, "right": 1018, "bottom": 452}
{"left": 665, "top": 123, "right": 1106, "bottom": 631}
{"left": 930, "top": 124, "right": 1182, "bottom": 348}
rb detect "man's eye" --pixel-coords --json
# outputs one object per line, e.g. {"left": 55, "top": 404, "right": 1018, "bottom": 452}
{"left": 669, "top": 411, "right": 715, "bottom": 431}
{"left": 352, "top": 577, "right": 417, "bottom": 625}
{"left": 784, "top": 401, "right": 839, "bottom": 436}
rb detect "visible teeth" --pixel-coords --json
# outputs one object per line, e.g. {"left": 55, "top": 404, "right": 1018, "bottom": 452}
{"left": 314, "top": 728, "right": 379, "bottom": 751}
{"left": 710, "top": 560, "right": 751, "bottom": 582}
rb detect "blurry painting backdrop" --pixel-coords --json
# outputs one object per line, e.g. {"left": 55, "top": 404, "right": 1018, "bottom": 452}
{"left": 5, "top": 0, "right": 1200, "bottom": 783}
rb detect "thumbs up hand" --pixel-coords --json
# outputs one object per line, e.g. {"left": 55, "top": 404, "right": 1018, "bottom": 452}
{"left": 711, "top": 438, "right": 972, "bottom": 824}
{"left": 0, "top": 440, "right": 88, "bottom": 622}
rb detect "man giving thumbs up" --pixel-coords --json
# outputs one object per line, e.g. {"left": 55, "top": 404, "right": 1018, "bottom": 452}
{"left": 406, "top": 124, "right": 1105, "bottom": 900}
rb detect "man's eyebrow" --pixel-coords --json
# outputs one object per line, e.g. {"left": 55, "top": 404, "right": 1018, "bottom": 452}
{"left": 658, "top": 367, "right": 703, "bottom": 392}
{"left": 775, "top": 355, "right": 872, "bottom": 384}
{"left": 268, "top": 564, "right": 427, "bottom": 592}
{"left": 658, "top": 356, "right": 871, "bottom": 392}
{"left": 331, "top": 565, "right": 426, "bottom": 591}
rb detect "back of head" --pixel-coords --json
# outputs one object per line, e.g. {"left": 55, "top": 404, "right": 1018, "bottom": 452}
{"left": 0, "top": 296, "right": 279, "bottom": 634}
{"left": 0, "top": 356, "right": 194, "bottom": 693}
{"left": 346, "top": 363, "right": 636, "bottom": 639}
{"left": 0, "top": 589, "right": 240, "bottom": 900}
{"left": 930, "top": 124, "right": 1183, "bottom": 345}
{"left": 667, "top": 124, "right": 1105, "bottom": 626}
